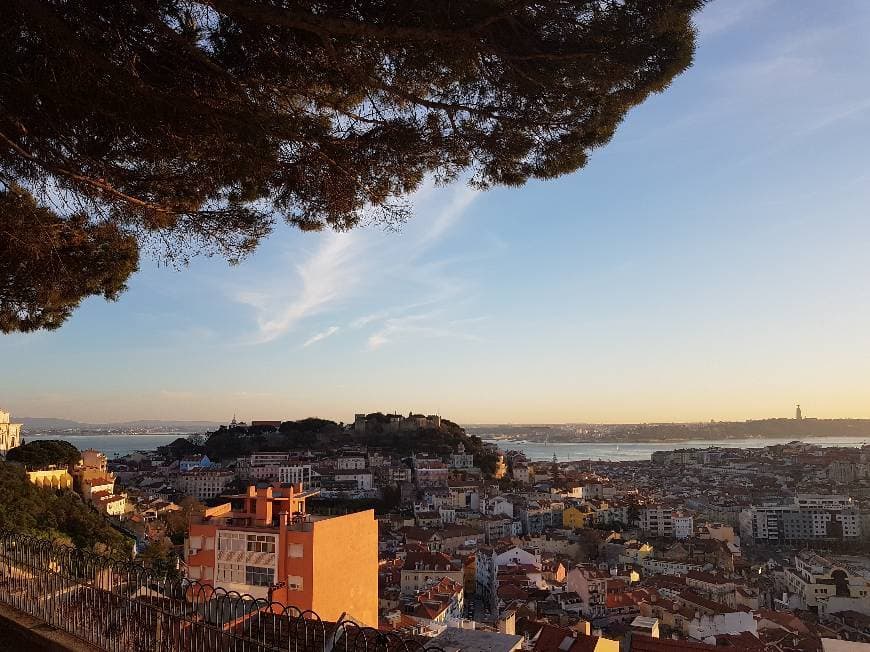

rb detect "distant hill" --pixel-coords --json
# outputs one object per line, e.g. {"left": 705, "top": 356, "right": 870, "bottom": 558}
{"left": 18, "top": 417, "right": 83, "bottom": 430}
{"left": 18, "top": 417, "right": 221, "bottom": 433}
{"left": 110, "top": 420, "right": 221, "bottom": 430}
{"left": 468, "top": 418, "right": 870, "bottom": 443}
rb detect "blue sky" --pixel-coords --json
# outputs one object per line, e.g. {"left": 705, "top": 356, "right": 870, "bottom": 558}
{"left": 4, "top": 0, "right": 870, "bottom": 424}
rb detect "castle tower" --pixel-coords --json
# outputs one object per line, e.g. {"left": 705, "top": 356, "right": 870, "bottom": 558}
{"left": 0, "top": 409, "right": 22, "bottom": 457}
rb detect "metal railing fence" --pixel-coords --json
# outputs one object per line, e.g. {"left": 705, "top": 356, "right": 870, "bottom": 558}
{"left": 0, "top": 531, "right": 439, "bottom": 652}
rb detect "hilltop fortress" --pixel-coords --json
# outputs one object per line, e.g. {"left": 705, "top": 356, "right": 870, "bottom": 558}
{"left": 353, "top": 412, "right": 442, "bottom": 434}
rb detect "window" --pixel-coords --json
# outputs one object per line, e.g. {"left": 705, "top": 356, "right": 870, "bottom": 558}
{"left": 247, "top": 534, "right": 276, "bottom": 553}
{"left": 217, "top": 563, "right": 245, "bottom": 584}
{"left": 288, "top": 543, "right": 304, "bottom": 558}
{"left": 245, "top": 565, "right": 274, "bottom": 586}
{"left": 218, "top": 532, "right": 246, "bottom": 552}
{"left": 287, "top": 575, "right": 304, "bottom": 591}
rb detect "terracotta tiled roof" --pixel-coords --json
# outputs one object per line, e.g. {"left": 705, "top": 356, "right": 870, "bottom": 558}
{"left": 497, "top": 584, "right": 529, "bottom": 601}
{"left": 629, "top": 634, "right": 718, "bottom": 651}
{"left": 756, "top": 609, "right": 809, "bottom": 634}
{"left": 533, "top": 624, "right": 603, "bottom": 652}
{"left": 403, "top": 550, "right": 454, "bottom": 572}
{"left": 685, "top": 571, "right": 733, "bottom": 585}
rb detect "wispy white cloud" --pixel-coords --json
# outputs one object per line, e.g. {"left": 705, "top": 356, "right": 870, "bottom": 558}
{"left": 236, "top": 231, "right": 359, "bottom": 344}
{"left": 802, "top": 96, "right": 870, "bottom": 135}
{"left": 234, "top": 178, "right": 486, "bottom": 348}
{"left": 415, "top": 184, "right": 479, "bottom": 250}
{"left": 303, "top": 325, "right": 340, "bottom": 347}
{"left": 350, "top": 297, "right": 446, "bottom": 330}
{"left": 366, "top": 313, "right": 484, "bottom": 350}
{"left": 346, "top": 181, "right": 486, "bottom": 350}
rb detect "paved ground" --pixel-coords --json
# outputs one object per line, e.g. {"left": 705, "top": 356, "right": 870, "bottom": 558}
{"left": 0, "top": 604, "right": 101, "bottom": 652}
{"left": 0, "top": 620, "right": 28, "bottom": 647}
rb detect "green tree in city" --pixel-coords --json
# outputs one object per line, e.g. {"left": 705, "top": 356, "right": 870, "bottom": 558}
{"left": 6, "top": 440, "right": 82, "bottom": 469}
{"left": 139, "top": 538, "right": 183, "bottom": 579}
{"left": 165, "top": 496, "right": 206, "bottom": 545}
{"left": 0, "top": 463, "right": 131, "bottom": 553}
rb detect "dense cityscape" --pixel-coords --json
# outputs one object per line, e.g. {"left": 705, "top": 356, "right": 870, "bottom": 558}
{"left": 3, "top": 406, "right": 870, "bottom": 651}
{"left": 4, "top": 1, "right": 870, "bottom": 651}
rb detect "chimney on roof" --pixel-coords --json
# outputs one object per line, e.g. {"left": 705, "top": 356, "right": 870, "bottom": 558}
{"left": 572, "top": 620, "right": 591, "bottom": 636}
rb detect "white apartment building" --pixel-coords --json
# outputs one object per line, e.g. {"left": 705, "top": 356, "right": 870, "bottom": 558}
{"left": 237, "top": 452, "right": 293, "bottom": 481}
{"left": 595, "top": 503, "right": 632, "bottom": 526}
{"left": 190, "top": 529, "right": 279, "bottom": 600}
{"left": 783, "top": 550, "right": 870, "bottom": 611}
{"left": 249, "top": 452, "right": 292, "bottom": 466}
{"left": 95, "top": 493, "right": 128, "bottom": 518}
{"left": 572, "top": 483, "right": 618, "bottom": 500}
{"left": 475, "top": 542, "right": 542, "bottom": 614}
{"left": 278, "top": 464, "right": 314, "bottom": 488}
{"left": 740, "top": 494, "right": 860, "bottom": 543}
{"left": 336, "top": 456, "right": 366, "bottom": 470}
{"left": 685, "top": 608, "right": 757, "bottom": 641}
{"left": 641, "top": 557, "right": 703, "bottom": 576}
{"left": 450, "top": 443, "right": 474, "bottom": 469}
{"left": 177, "top": 469, "right": 235, "bottom": 501}
{"left": 795, "top": 494, "right": 852, "bottom": 509}
{"left": 639, "top": 506, "right": 674, "bottom": 537}
{"left": 484, "top": 496, "right": 515, "bottom": 518}
{"left": 333, "top": 470, "right": 373, "bottom": 490}
{"left": 565, "top": 567, "right": 612, "bottom": 620}
{"left": 673, "top": 514, "right": 694, "bottom": 539}
{"left": 83, "top": 477, "right": 116, "bottom": 498}
{"left": 512, "top": 464, "right": 531, "bottom": 484}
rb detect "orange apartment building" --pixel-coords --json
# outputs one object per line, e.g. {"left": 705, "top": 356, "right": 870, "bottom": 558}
{"left": 185, "top": 483, "right": 378, "bottom": 626}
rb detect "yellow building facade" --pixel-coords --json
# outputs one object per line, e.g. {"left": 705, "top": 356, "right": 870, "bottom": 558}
{"left": 27, "top": 468, "right": 73, "bottom": 490}
{"left": 563, "top": 505, "right": 594, "bottom": 529}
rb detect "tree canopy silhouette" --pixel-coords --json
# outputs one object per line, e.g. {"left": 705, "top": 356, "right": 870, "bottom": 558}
{"left": 1, "top": 187, "right": 138, "bottom": 332}
{"left": 5, "top": 439, "right": 82, "bottom": 469}
{"left": 0, "top": 0, "right": 702, "bottom": 332}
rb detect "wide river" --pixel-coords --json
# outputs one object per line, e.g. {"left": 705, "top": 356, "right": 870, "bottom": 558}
{"left": 20, "top": 433, "right": 870, "bottom": 462}
{"left": 22, "top": 433, "right": 184, "bottom": 458}
{"left": 484, "top": 436, "right": 870, "bottom": 462}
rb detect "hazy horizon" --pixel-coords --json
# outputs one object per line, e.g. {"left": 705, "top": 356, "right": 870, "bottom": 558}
{"left": 10, "top": 409, "right": 870, "bottom": 428}
{"left": 4, "top": 1, "right": 870, "bottom": 424}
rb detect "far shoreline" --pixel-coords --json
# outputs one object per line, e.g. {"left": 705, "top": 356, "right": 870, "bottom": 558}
{"left": 483, "top": 434, "right": 870, "bottom": 445}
